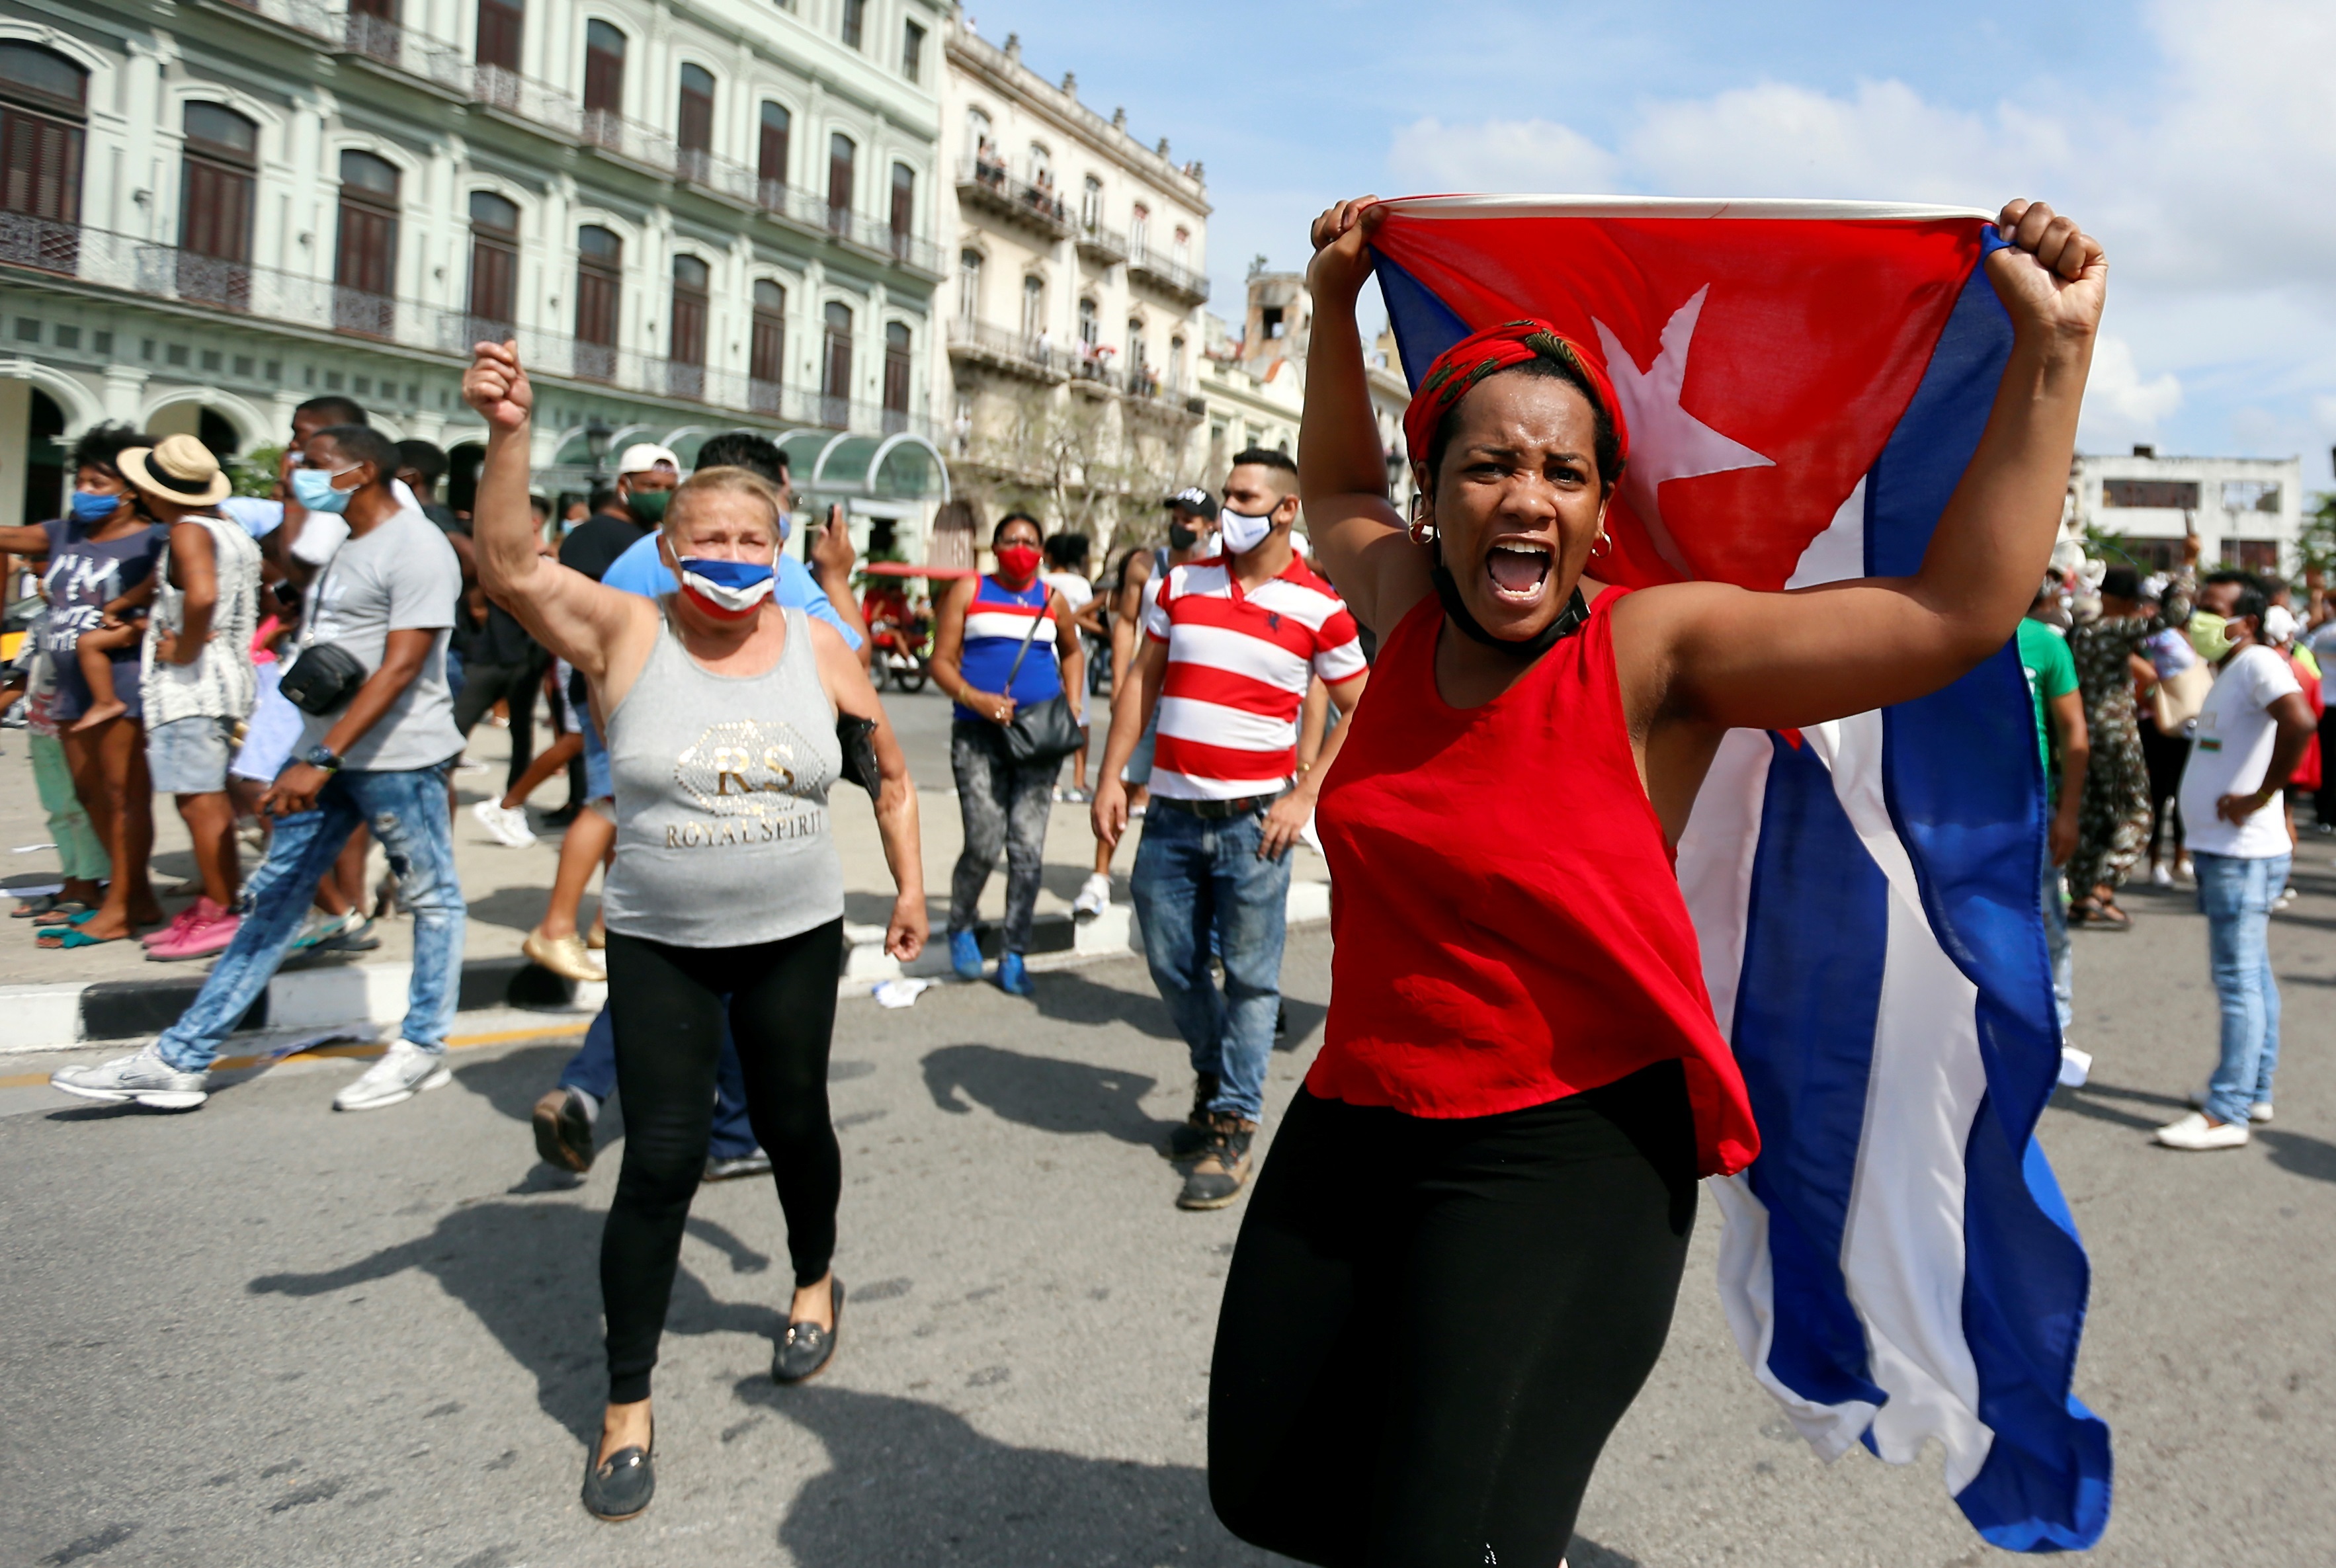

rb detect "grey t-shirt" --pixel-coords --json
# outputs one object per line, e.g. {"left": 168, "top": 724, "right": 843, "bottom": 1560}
{"left": 298, "top": 507, "right": 463, "bottom": 771}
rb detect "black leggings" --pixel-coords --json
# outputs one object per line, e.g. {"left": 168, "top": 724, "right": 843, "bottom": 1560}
{"left": 601, "top": 921, "right": 843, "bottom": 1404}
{"left": 1208, "top": 1063, "right": 1699, "bottom": 1567}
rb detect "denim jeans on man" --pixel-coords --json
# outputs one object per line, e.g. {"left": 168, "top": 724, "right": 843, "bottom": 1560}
{"left": 560, "top": 1004, "right": 758, "bottom": 1158}
{"left": 1130, "top": 803, "right": 1291, "bottom": 1122}
{"left": 157, "top": 765, "right": 466, "bottom": 1071}
{"left": 2040, "top": 848, "right": 2072, "bottom": 1035}
{"left": 2192, "top": 849, "right": 2288, "bottom": 1125}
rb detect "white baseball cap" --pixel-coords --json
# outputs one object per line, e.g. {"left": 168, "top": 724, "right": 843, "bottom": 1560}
{"left": 616, "top": 442, "right": 680, "bottom": 476}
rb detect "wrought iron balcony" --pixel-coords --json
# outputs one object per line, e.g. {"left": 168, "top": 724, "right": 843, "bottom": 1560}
{"left": 946, "top": 315, "right": 1067, "bottom": 382}
{"left": 956, "top": 156, "right": 1070, "bottom": 239}
{"left": 1127, "top": 246, "right": 1209, "bottom": 306}
{"left": 1075, "top": 220, "right": 1128, "bottom": 265}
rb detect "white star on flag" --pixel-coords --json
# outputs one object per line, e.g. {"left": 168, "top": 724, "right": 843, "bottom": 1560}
{"left": 1593, "top": 286, "right": 1774, "bottom": 578}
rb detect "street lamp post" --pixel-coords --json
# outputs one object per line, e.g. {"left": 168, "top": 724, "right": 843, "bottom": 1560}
{"left": 584, "top": 417, "right": 612, "bottom": 485}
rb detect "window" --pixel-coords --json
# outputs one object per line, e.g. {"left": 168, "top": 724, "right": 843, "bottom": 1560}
{"left": 1080, "top": 174, "right": 1102, "bottom": 231}
{"left": 957, "top": 248, "right": 981, "bottom": 324}
{"left": 1077, "top": 296, "right": 1098, "bottom": 350}
{"left": 1129, "top": 204, "right": 1149, "bottom": 259}
{"left": 583, "top": 21, "right": 626, "bottom": 116}
{"left": 821, "top": 301, "right": 853, "bottom": 426}
{"left": 902, "top": 20, "right": 925, "bottom": 81}
{"left": 466, "top": 190, "right": 519, "bottom": 333}
{"left": 676, "top": 63, "right": 714, "bottom": 172}
{"left": 841, "top": 0, "right": 865, "bottom": 49}
{"left": 883, "top": 320, "right": 911, "bottom": 429}
{"left": 758, "top": 101, "right": 790, "bottom": 196}
{"left": 1262, "top": 305, "right": 1285, "bottom": 339}
{"left": 888, "top": 162, "right": 914, "bottom": 258}
{"left": 1027, "top": 142, "right": 1052, "bottom": 190}
{"left": 1126, "top": 318, "right": 1146, "bottom": 372}
{"left": 750, "top": 279, "right": 786, "bottom": 397}
{"left": 827, "top": 132, "right": 855, "bottom": 233}
{"left": 2226, "top": 540, "right": 2279, "bottom": 573}
{"left": 1020, "top": 274, "right": 1044, "bottom": 341}
{"left": 474, "top": 0, "right": 522, "bottom": 72}
{"left": 573, "top": 224, "right": 622, "bottom": 378}
{"left": 179, "top": 103, "right": 257, "bottom": 309}
{"left": 2101, "top": 478, "right": 2200, "bottom": 510}
{"left": 333, "top": 150, "right": 401, "bottom": 335}
{"left": 668, "top": 255, "right": 708, "bottom": 396}
{"left": 1172, "top": 226, "right": 1190, "bottom": 269}
{"left": 966, "top": 108, "right": 995, "bottom": 174}
{"left": 0, "top": 43, "right": 87, "bottom": 237}
{"left": 2222, "top": 480, "right": 2282, "bottom": 514}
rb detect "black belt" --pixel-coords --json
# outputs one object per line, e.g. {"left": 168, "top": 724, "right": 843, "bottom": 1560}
{"left": 1154, "top": 792, "right": 1280, "bottom": 821}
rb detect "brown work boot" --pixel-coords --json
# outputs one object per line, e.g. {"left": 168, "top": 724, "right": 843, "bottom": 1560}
{"left": 1176, "top": 1118, "right": 1257, "bottom": 1210}
{"left": 1162, "top": 1073, "right": 1222, "bottom": 1161}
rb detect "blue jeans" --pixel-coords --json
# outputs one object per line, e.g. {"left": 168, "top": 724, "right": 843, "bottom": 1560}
{"left": 561, "top": 1003, "right": 759, "bottom": 1159}
{"left": 2194, "top": 850, "right": 2288, "bottom": 1124}
{"left": 2041, "top": 848, "right": 2072, "bottom": 1035}
{"left": 1129, "top": 803, "right": 1291, "bottom": 1122}
{"left": 157, "top": 765, "right": 465, "bottom": 1072}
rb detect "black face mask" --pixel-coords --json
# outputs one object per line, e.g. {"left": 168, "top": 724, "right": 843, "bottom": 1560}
{"left": 1167, "top": 520, "right": 1199, "bottom": 551}
{"left": 1430, "top": 540, "right": 1587, "bottom": 661}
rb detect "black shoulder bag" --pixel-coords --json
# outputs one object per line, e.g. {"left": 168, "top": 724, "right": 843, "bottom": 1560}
{"left": 277, "top": 559, "right": 368, "bottom": 717}
{"left": 997, "top": 589, "right": 1085, "bottom": 766}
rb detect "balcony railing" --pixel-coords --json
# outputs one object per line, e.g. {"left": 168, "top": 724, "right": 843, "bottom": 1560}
{"left": 0, "top": 214, "right": 935, "bottom": 436}
{"left": 214, "top": 0, "right": 339, "bottom": 44}
{"left": 946, "top": 315, "right": 1066, "bottom": 381}
{"left": 1075, "top": 220, "right": 1128, "bottom": 264}
{"left": 956, "top": 155, "right": 1070, "bottom": 237}
{"left": 341, "top": 12, "right": 469, "bottom": 94}
{"left": 1128, "top": 246, "right": 1209, "bottom": 304}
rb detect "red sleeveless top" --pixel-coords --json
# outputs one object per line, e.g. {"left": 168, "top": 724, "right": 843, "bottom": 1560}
{"left": 1308, "top": 589, "right": 1759, "bottom": 1178}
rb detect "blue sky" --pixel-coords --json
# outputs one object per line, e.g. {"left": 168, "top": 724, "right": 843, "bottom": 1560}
{"left": 961, "top": 0, "right": 2336, "bottom": 489}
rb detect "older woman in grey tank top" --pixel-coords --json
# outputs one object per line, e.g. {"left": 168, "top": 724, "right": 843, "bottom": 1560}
{"left": 465, "top": 343, "right": 926, "bottom": 1524}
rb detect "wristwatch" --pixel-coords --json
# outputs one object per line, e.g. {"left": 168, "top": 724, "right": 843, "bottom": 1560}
{"left": 304, "top": 744, "right": 343, "bottom": 774}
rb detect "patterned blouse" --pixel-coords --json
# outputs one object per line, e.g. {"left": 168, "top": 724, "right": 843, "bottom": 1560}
{"left": 141, "top": 513, "right": 263, "bottom": 727}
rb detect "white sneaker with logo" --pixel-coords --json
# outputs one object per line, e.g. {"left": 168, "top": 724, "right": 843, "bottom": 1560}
{"left": 2154, "top": 1110, "right": 2250, "bottom": 1151}
{"left": 1072, "top": 872, "right": 1112, "bottom": 920}
{"left": 472, "top": 798, "right": 538, "bottom": 848}
{"left": 50, "top": 1044, "right": 208, "bottom": 1110}
{"left": 334, "top": 1040, "right": 452, "bottom": 1112}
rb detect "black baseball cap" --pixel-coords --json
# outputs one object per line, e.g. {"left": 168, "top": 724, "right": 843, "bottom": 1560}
{"left": 1164, "top": 486, "right": 1218, "bottom": 520}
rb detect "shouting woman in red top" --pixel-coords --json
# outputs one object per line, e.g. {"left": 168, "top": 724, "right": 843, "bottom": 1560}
{"left": 1205, "top": 197, "right": 2106, "bottom": 1567}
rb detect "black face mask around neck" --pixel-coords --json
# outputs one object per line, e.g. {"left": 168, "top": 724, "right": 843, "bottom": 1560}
{"left": 1430, "top": 540, "right": 1587, "bottom": 660}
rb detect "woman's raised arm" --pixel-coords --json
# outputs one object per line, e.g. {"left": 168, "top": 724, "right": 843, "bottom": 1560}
{"left": 461, "top": 341, "right": 647, "bottom": 681}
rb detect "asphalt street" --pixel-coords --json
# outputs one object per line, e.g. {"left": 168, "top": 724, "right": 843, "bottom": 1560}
{"left": 5, "top": 855, "right": 2334, "bottom": 1567}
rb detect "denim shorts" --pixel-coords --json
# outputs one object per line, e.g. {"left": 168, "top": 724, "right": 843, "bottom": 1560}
{"left": 582, "top": 705, "right": 612, "bottom": 802}
{"left": 148, "top": 714, "right": 236, "bottom": 794}
{"left": 229, "top": 665, "right": 301, "bottom": 784}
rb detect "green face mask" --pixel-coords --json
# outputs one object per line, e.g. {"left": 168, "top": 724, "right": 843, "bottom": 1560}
{"left": 626, "top": 487, "right": 671, "bottom": 526}
{"left": 2188, "top": 611, "right": 2233, "bottom": 662}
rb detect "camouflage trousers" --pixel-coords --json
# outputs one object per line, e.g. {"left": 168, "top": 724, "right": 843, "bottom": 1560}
{"left": 2069, "top": 712, "right": 2150, "bottom": 897}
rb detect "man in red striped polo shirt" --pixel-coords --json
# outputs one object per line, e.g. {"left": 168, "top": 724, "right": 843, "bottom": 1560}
{"left": 1093, "top": 449, "right": 1370, "bottom": 1209}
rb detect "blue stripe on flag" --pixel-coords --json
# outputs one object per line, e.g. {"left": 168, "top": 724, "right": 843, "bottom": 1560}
{"left": 1867, "top": 255, "right": 2112, "bottom": 1551}
{"left": 1731, "top": 732, "right": 1890, "bottom": 1413}
{"left": 1372, "top": 252, "right": 1470, "bottom": 392}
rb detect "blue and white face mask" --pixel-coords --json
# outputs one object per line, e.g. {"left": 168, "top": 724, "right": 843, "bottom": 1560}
{"left": 675, "top": 556, "right": 776, "bottom": 617}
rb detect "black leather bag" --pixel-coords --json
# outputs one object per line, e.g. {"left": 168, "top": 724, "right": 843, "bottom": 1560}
{"left": 997, "top": 589, "right": 1085, "bottom": 766}
{"left": 278, "top": 641, "right": 367, "bottom": 716}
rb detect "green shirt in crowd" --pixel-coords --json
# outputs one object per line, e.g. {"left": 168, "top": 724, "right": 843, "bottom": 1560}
{"left": 2017, "top": 616, "right": 2078, "bottom": 798}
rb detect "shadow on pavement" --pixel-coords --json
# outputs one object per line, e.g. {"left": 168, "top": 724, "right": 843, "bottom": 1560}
{"left": 452, "top": 1042, "right": 579, "bottom": 1124}
{"left": 2052, "top": 1079, "right": 2336, "bottom": 1184}
{"left": 462, "top": 886, "right": 560, "bottom": 934}
{"left": 1030, "top": 966, "right": 1177, "bottom": 1040}
{"left": 922, "top": 1043, "right": 1178, "bottom": 1147}
{"left": 247, "top": 1202, "right": 781, "bottom": 1441}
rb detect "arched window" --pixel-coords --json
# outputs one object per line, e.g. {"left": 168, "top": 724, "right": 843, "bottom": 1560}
{"left": 179, "top": 103, "right": 258, "bottom": 308}
{"left": 1172, "top": 225, "right": 1191, "bottom": 270}
{"left": 966, "top": 108, "right": 995, "bottom": 177}
{"left": 573, "top": 224, "right": 622, "bottom": 378}
{"left": 669, "top": 254, "right": 709, "bottom": 373}
{"left": 757, "top": 101, "right": 790, "bottom": 197}
{"left": 1027, "top": 142, "right": 1051, "bottom": 189}
{"left": 888, "top": 161, "right": 915, "bottom": 257}
{"left": 821, "top": 301, "right": 853, "bottom": 426}
{"left": 957, "top": 248, "right": 981, "bottom": 325}
{"left": 1076, "top": 296, "right": 1098, "bottom": 351}
{"left": 466, "top": 189, "right": 520, "bottom": 333}
{"left": 1129, "top": 204, "right": 1149, "bottom": 261}
{"left": 1020, "top": 274, "right": 1045, "bottom": 341}
{"left": 1080, "top": 173, "right": 1102, "bottom": 231}
{"left": 333, "top": 150, "right": 401, "bottom": 335}
{"left": 583, "top": 21, "right": 626, "bottom": 116}
{"left": 750, "top": 280, "right": 786, "bottom": 404}
{"left": 826, "top": 132, "right": 855, "bottom": 233}
{"left": 882, "top": 320, "right": 911, "bottom": 429}
{"left": 0, "top": 43, "right": 88, "bottom": 231}
{"left": 1126, "top": 318, "right": 1146, "bottom": 372}
{"left": 676, "top": 64, "right": 714, "bottom": 169}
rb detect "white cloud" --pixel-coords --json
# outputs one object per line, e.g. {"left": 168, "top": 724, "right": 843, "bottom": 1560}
{"left": 2077, "top": 335, "right": 2183, "bottom": 449}
{"left": 1387, "top": 116, "right": 1618, "bottom": 195}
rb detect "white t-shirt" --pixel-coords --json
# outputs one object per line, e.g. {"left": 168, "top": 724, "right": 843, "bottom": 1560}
{"left": 1040, "top": 569, "right": 1094, "bottom": 613}
{"left": 2179, "top": 644, "right": 2302, "bottom": 859}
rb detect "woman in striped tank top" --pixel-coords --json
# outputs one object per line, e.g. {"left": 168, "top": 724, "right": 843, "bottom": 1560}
{"left": 931, "top": 512, "right": 1085, "bottom": 995}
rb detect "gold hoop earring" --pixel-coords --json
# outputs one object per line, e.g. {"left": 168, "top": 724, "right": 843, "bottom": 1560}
{"left": 1407, "top": 496, "right": 1438, "bottom": 547}
{"left": 1589, "top": 529, "right": 1612, "bottom": 560}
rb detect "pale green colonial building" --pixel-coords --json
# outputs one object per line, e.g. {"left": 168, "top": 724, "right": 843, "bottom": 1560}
{"left": 0, "top": 0, "right": 949, "bottom": 536}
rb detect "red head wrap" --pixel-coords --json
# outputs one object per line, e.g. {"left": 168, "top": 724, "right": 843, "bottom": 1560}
{"left": 1400, "top": 319, "right": 1630, "bottom": 480}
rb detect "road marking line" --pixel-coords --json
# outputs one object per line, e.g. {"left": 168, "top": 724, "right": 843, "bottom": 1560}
{"left": 0, "top": 1018, "right": 591, "bottom": 1091}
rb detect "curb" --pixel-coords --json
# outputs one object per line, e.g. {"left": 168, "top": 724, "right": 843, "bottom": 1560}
{"left": 0, "top": 881, "right": 1332, "bottom": 1052}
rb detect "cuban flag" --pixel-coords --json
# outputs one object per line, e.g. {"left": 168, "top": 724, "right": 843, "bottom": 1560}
{"left": 1371, "top": 196, "right": 2110, "bottom": 1552}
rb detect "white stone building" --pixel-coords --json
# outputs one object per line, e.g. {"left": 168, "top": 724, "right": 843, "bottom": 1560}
{"left": 935, "top": 15, "right": 1208, "bottom": 550}
{"left": 2067, "top": 445, "right": 2304, "bottom": 579}
{"left": 0, "top": 0, "right": 951, "bottom": 532}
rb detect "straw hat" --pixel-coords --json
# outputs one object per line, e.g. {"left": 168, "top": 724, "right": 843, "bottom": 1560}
{"left": 118, "top": 433, "right": 233, "bottom": 507}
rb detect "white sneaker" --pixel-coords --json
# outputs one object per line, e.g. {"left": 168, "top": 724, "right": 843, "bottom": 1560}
{"left": 51, "top": 1044, "right": 208, "bottom": 1110}
{"left": 2149, "top": 863, "right": 2173, "bottom": 887}
{"left": 472, "top": 798, "right": 537, "bottom": 848}
{"left": 2186, "top": 1085, "right": 2273, "bottom": 1122}
{"left": 2154, "top": 1110, "right": 2250, "bottom": 1150}
{"left": 1072, "top": 872, "right": 1112, "bottom": 920}
{"left": 2056, "top": 1046, "right": 2092, "bottom": 1088}
{"left": 334, "top": 1040, "right": 452, "bottom": 1112}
